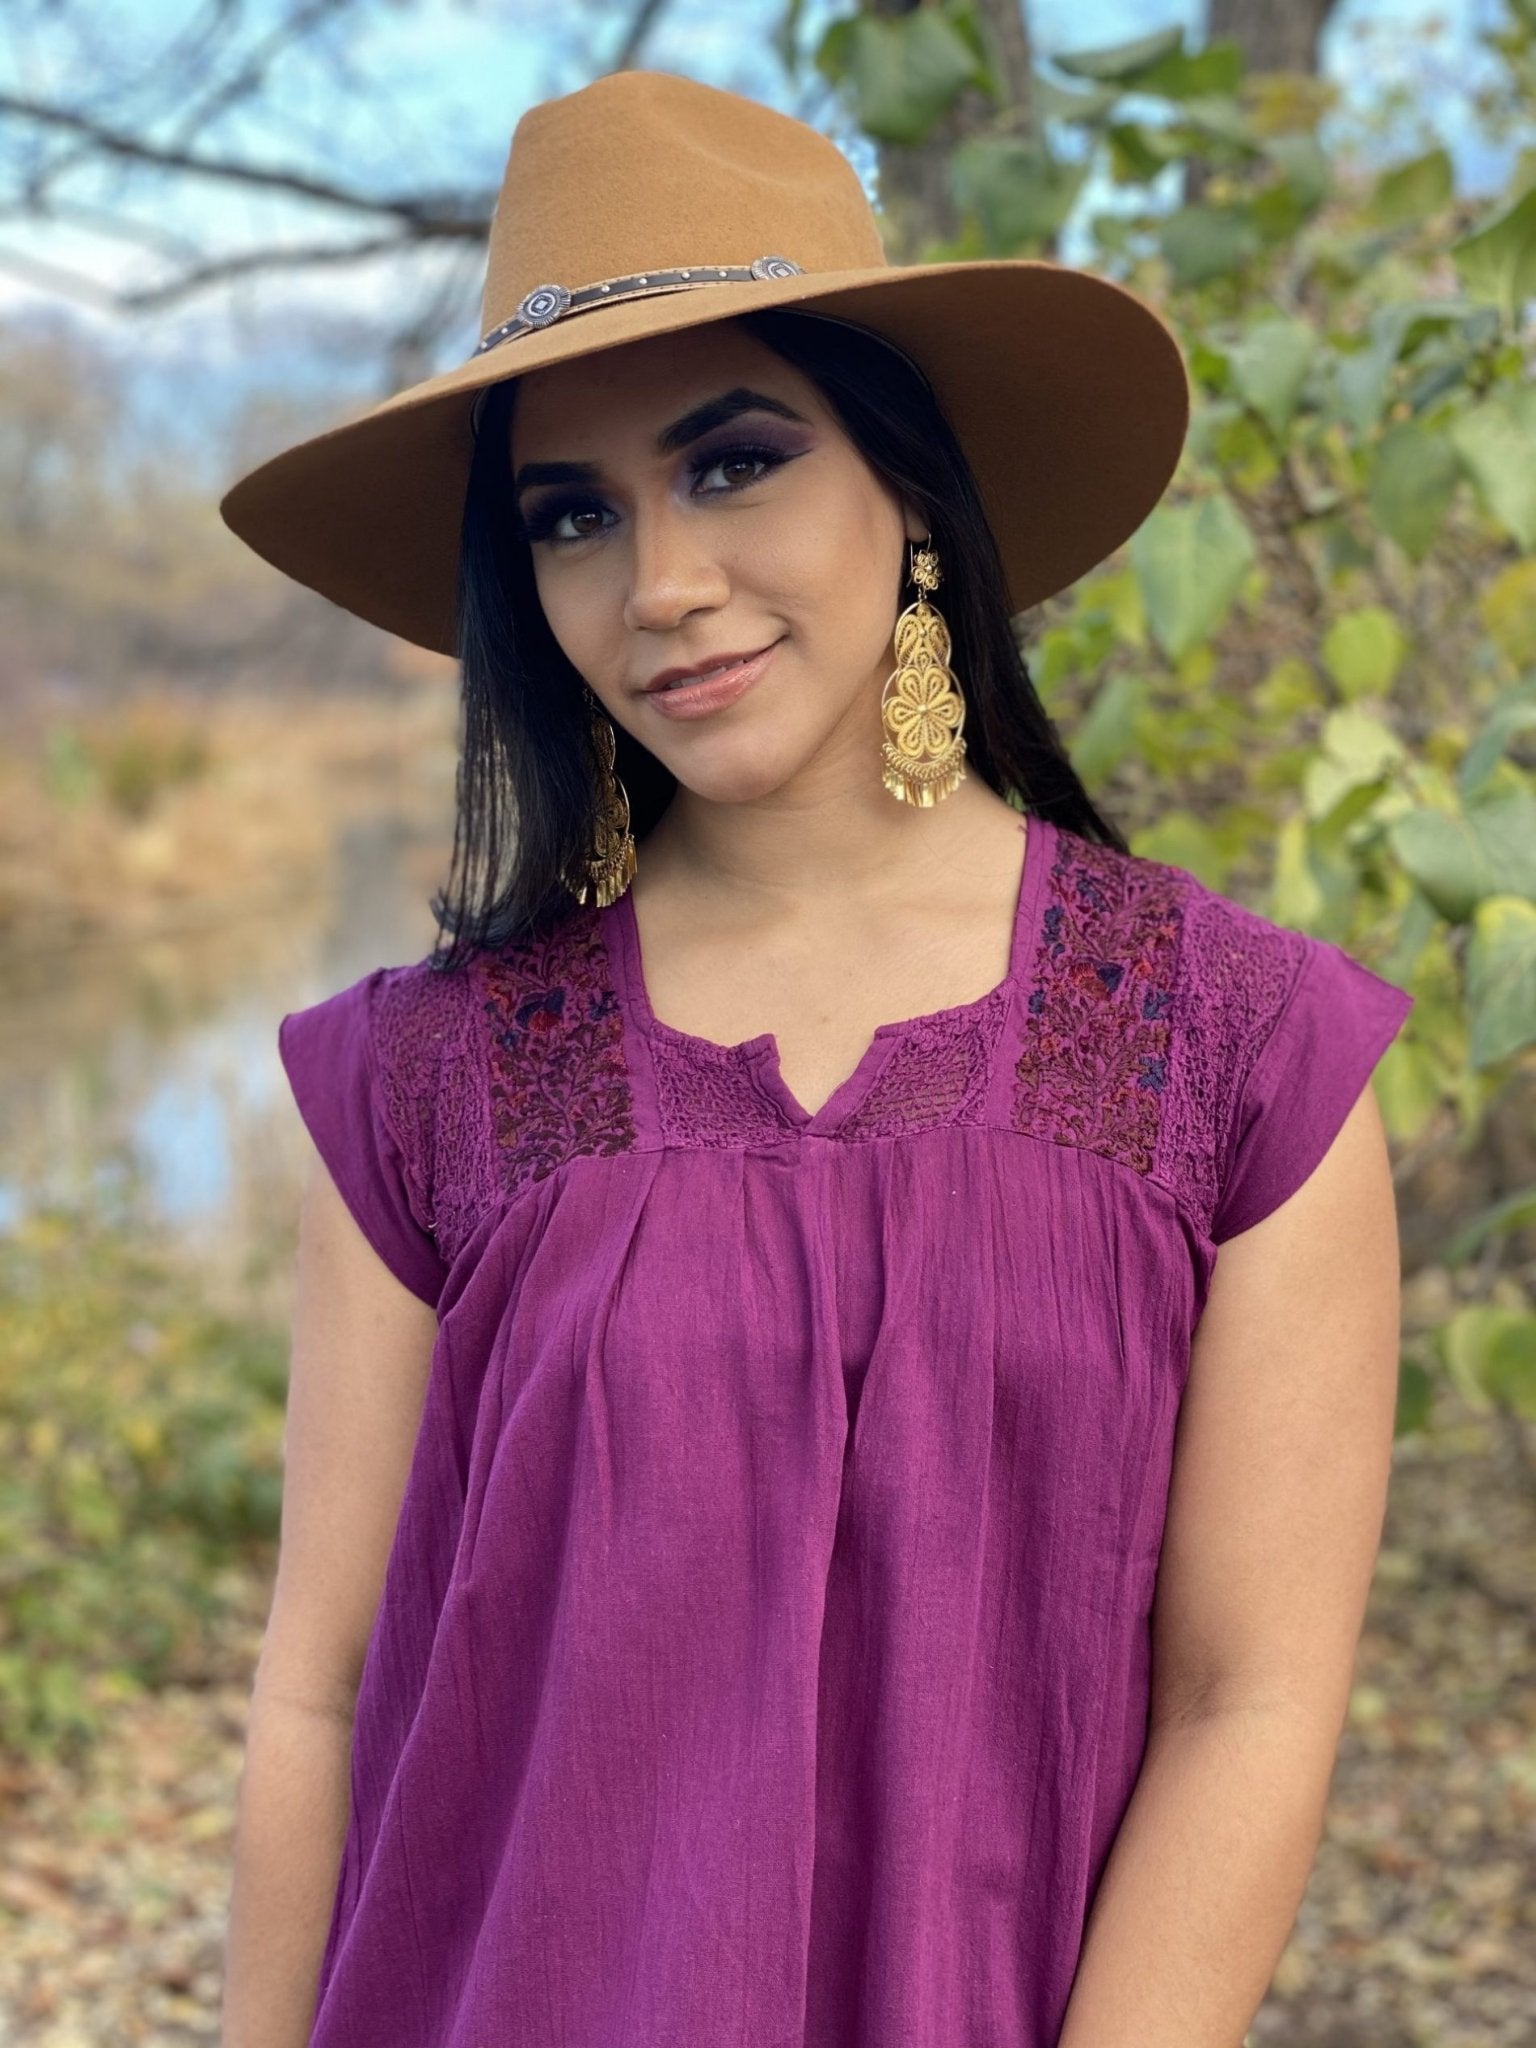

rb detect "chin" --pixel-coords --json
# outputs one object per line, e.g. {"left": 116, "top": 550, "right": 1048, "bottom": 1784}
{"left": 661, "top": 736, "right": 816, "bottom": 807}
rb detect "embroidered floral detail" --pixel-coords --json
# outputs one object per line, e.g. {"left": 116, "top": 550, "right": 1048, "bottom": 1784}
{"left": 838, "top": 983, "right": 1011, "bottom": 1140}
{"left": 650, "top": 1034, "right": 795, "bottom": 1148}
{"left": 1012, "top": 830, "right": 1184, "bottom": 1176}
{"left": 479, "top": 908, "right": 637, "bottom": 1194}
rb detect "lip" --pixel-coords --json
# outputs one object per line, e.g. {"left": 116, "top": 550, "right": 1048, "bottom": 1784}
{"left": 642, "top": 640, "right": 779, "bottom": 693}
{"left": 640, "top": 639, "right": 782, "bottom": 721}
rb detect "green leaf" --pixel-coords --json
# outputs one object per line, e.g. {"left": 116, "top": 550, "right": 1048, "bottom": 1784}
{"left": 1367, "top": 421, "right": 1461, "bottom": 561}
{"left": 1322, "top": 607, "right": 1408, "bottom": 699}
{"left": 1479, "top": 563, "right": 1536, "bottom": 672}
{"left": 1370, "top": 147, "right": 1455, "bottom": 228}
{"left": 1449, "top": 390, "right": 1536, "bottom": 549}
{"left": 1107, "top": 122, "right": 1170, "bottom": 185}
{"left": 1390, "top": 808, "right": 1500, "bottom": 922}
{"left": 1459, "top": 678, "right": 1536, "bottom": 797}
{"left": 1444, "top": 1307, "right": 1514, "bottom": 1411}
{"left": 1387, "top": 790, "right": 1536, "bottom": 922}
{"left": 1271, "top": 812, "right": 1327, "bottom": 926}
{"left": 1451, "top": 185, "right": 1536, "bottom": 320}
{"left": 1466, "top": 894, "right": 1536, "bottom": 1065}
{"left": 1128, "top": 809, "right": 1228, "bottom": 889}
{"left": 1467, "top": 786, "right": 1536, "bottom": 901}
{"left": 1328, "top": 301, "right": 1480, "bottom": 434}
{"left": 1130, "top": 494, "right": 1256, "bottom": 663}
{"left": 1175, "top": 95, "right": 1260, "bottom": 152}
{"left": 1052, "top": 25, "right": 1184, "bottom": 83}
{"left": 1443, "top": 1184, "right": 1536, "bottom": 1263}
{"left": 1373, "top": 1027, "right": 1440, "bottom": 1143}
{"left": 1440, "top": 1306, "right": 1536, "bottom": 1413}
{"left": 1030, "top": 71, "right": 1120, "bottom": 123}
{"left": 951, "top": 138, "right": 1088, "bottom": 250}
{"left": 1158, "top": 203, "right": 1260, "bottom": 286}
{"left": 1130, "top": 39, "right": 1244, "bottom": 101}
{"left": 1394, "top": 1360, "right": 1436, "bottom": 1438}
{"left": 1481, "top": 1317, "right": 1536, "bottom": 1421}
{"left": 1264, "top": 133, "right": 1330, "bottom": 214}
{"left": 814, "top": 9, "right": 981, "bottom": 145}
{"left": 940, "top": 0, "right": 1007, "bottom": 101}
{"left": 1228, "top": 316, "right": 1316, "bottom": 436}
{"left": 1302, "top": 707, "right": 1405, "bottom": 821}
{"left": 1072, "top": 671, "right": 1146, "bottom": 785}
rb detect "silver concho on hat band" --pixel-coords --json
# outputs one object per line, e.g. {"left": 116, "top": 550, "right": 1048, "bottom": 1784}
{"left": 467, "top": 255, "right": 805, "bottom": 439}
{"left": 476, "top": 254, "right": 804, "bottom": 353}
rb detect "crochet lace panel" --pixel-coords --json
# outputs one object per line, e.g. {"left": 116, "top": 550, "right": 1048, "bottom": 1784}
{"left": 1010, "top": 827, "right": 1303, "bottom": 1232}
{"left": 371, "top": 957, "right": 470, "bottom": 1256}
{"left": 1160, "top": 879, "right": 1305, "bottom": 1230}
{"left": 650, "top": 1033, "right": 794, "bottom": 1148}
{"left": 838, "top": 984, "right": 1011, "bottom": 1141}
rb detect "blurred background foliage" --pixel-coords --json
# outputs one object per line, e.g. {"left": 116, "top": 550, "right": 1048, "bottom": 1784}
{"left": 1, "top": 0, "right": 1533, "bottom": 1754}
{"left": 1, "top": 7, "right": 1534, "bottom": 2037}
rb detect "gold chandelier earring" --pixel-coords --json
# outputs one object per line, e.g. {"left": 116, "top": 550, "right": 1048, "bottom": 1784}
{"left": 880, "top": 537, "right": 968, "bottom": 806}
{"left": 564, "top": 687, "right": 637, "bottom": 906}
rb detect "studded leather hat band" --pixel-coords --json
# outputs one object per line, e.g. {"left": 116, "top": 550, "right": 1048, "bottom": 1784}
{"left": 474, "top": 255, "right": 806, "bottom": 357}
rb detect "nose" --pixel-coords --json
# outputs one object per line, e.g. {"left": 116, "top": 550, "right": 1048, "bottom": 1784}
{"left": 621, "top": 499, "right": 730, "bottom": 635}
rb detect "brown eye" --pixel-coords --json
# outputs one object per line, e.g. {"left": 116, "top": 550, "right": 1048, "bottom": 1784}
{"left": 692, "top": 444, "right": 786, "bottom": 495}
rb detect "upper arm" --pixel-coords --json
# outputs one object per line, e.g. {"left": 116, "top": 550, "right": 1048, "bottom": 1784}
{"left": 257, "top": 1143, "right": 439, "bottom": 1720}
{"left": 1151, "top": 1007, "right": 1408, "bottom": 1732}
{"left": 256, "top": 962, "right": 453, "bottom": 1719}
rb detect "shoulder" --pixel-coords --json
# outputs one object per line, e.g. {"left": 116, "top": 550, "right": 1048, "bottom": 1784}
{"left": 1032, "top": 828, "right": 1409, "bottom": 1242}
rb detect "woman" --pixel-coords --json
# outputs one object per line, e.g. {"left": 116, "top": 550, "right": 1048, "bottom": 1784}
{"left": 219, "top": 69, "right": 1415, "bottom": 2048}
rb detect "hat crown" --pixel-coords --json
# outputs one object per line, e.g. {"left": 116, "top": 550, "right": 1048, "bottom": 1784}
{"left": 480, "top": 72, "right": 888, "bottom": 334}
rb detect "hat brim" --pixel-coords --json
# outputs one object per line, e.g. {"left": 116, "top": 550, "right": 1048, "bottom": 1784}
{"left": 218, "top": 258, "right": 1190, "bottom": 654}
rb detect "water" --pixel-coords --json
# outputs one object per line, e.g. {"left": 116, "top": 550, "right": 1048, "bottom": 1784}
{"left": 0, "top": 810, "right": 450, "bottom": 1283}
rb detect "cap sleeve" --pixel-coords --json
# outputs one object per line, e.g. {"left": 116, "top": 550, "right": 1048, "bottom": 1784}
{"left": 1210, "top": 935, "right": 1415, "bottom": 1245}
{"left": 278, "top": 966, "right": 450, "bottom": 1307}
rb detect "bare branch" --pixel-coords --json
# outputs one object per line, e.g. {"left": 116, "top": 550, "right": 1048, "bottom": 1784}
{"left": 609, "top": 0, "right": 672, "bottom": 72}
{"left": 0, "top": 89, "right": 490, "bottom": 233}
{"left": 0, "top": 240, "right": 119, "bottom": 312}
{"left": 163, "top": 0, "right": 365, "bottom": 153}
{"left": 116, "top": 233, "right": 431, "bottom": 312}
{"left": 0, "top": 195, "right": 205, "bottom": 267}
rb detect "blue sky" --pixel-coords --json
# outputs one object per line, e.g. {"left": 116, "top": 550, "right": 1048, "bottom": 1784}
{"left": 0, "top": 0, "right": 1521, "bottom": 482}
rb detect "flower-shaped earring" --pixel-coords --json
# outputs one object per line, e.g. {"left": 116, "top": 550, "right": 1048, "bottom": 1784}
{"left": 879, "top": 539, "right": 968, "bottom": 806}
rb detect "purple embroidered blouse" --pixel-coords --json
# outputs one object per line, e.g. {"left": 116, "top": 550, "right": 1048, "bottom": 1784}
{"left": 277, "top": 813, "right": 1414, "bottom": 2048}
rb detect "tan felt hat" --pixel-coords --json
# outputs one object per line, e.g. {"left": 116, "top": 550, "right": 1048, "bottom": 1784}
{"left": 218, "top": 68, "right": 1191, "bottom": 655}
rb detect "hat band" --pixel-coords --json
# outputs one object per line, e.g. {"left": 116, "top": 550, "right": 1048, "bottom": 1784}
{"left": 474, "top": 255, "right": 806, "bottom": 356}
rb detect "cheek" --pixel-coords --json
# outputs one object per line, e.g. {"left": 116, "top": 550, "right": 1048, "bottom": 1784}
{"left": 743, "top": 478, "right": 901, "bottom": 653}
{"left": 530, "top": 560, "right": 615, "bottom": 678}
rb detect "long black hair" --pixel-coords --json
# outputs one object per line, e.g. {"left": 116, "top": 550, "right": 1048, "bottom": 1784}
{"left": 431, "top": 306, "right": 1128, "bottom": 969}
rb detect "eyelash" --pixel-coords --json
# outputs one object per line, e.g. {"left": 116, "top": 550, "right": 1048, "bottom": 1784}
{"left": 521, "top": 440, "right": 795, "bottom": 547}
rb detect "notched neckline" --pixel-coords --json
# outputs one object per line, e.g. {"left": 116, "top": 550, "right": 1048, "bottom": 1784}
{"left": 601, "top": 813, "right": 1054, "bottom": 1135}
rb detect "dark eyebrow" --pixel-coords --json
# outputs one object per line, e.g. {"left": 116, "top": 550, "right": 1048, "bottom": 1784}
{"left": 512, "top": 387, "right": 809, "bottom": 497}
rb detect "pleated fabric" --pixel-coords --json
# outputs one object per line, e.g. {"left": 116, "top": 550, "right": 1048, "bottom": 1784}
{"left": 277, "top": 813, "right": 1414, "bottom": 2048}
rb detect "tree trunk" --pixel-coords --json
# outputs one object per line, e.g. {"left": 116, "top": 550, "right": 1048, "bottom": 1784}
{"left": 870, "top": 0, "right": 1036, "bottom": 262}
{"left": 1184, "top": 0, "right": 1341, "bottom": 206}
{"left": 1207, "top": 0, "right": 1338, "bottom": 76}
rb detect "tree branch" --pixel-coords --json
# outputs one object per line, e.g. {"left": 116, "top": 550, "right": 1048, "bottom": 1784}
{"left": 0, "top": 90, "right": 490, "bottom": 234}
{"left": 609, "top": 0, "right": 671, "bottom": 71}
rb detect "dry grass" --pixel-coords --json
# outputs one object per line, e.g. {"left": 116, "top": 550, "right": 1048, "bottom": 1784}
{"left": 0, "top": 674, "right": 459, "bottom": 963}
